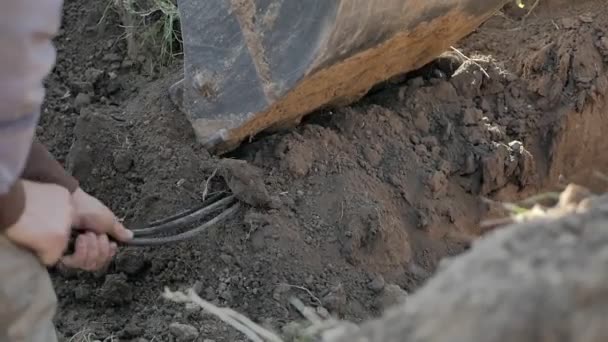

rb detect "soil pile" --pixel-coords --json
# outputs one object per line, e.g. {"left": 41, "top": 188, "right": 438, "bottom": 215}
{"left": 38, "top": 0, "right": 608, "bottom": 340}
{"left": 332, "top": 185, "right": 608, "bottom": 342}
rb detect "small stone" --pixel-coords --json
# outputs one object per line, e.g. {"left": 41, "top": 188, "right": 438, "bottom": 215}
{"left": 417, "top": 210, "right": 429, "bottom": 230}
{"left": 99, "top": 274, "right": 133, "bottom": 305}
{"left": 421, "top": 136, "right": 439, "bottom": 148}
{"left": 123, "top": 322, "right": 144, "bottom": 338}
{"left": 321, "top": 284, "right": 347, "bottom": 313}
{"left": 84, "top": 68, "right": 104, "bottom": 84}
{"left": 160, "top": 148, "right": 173, "bottom": 160}
{"left": 71, "top": 81, "right": 94, "bottom": 94}
{"left": 192, "top": 281, "right": 204, "bottom": 295}
{"left": 219, "top": 253, "right": 233, "bottom": 265}
{"left": 508, "top": 140, "right": 523, "bottom": 152}
{"left": 74, "top": 93, "right": 91, "bottom": 108}
{"left": 103, "top": 53, "right": 122, "bottom": 62}
{"left": 368, "top": 274, "right": 386, "bottom": 293}
{"left": 487, "top": 125, "right": 506, "bottom": 141}
{"left": 560, "top": 17, "right": 578, "bottom": 29}
{"left": 113, "top": 151, "right": 133, "bottom": 173}
{"left": 413, "top": 111, "right": 430, "bottom": 133}
{"left": 169, "top": 322, "right": 199, "bottom": 341}
{"left": 185, "top": 303, "right": 201, "bottom": 313}
{"left": 462, "top": 153, "right": 477, "bottom": 175}
{"left": 407, "top": 77, "right": 425, "bottom": 89}
{"left": 251, "top": 231, "right": 266, "bottom": 251}
{"left": 269, "top": 196, "right": 282, "bottom": 209}
{"left": 106, "top": 81, "right": 122, "bottom": 94}
{"left": 205, "top": 287, "right": 216, "bottom": 300}
{"left": 375, "top": 284, "right": 408, "bottom": 312}
{"left": 220, "top": 159, "right": 272, "bottom": 207}
{"left": 579, "top": 13, "right": 593, "bottom": 23}
{"left": 282, "top": 322, "right": 306, "bottom": 340}
{"left": 415, "top": 144, "right": 428, "bottom": 157}
{"left": 428, "top": 171, "right": 448, "bottom": 197}
{"left": 363, "top": 146, "right": 382, "bottom": 166}
{"left": 316, "top": 306, "right": 330, "bottom": 319}
{"left": 121, "top": 59, "right": 135, "bottom": 69}
{"left": 114, "top": 251, "right": 148, "bottom": 275}
{"left": 438, "top": 160, "right": 451, "bottom": 175}
{"left": 598, "top": 37, "right": 608, "bottom": 54}
{"left": 462, "top": 107, "right": 483, "bottom": 125}
{"left": 73, "top": 286, "right": 90, "bottom": 301}
{"left": 220, "top": 288, "right": 233, "bottom": 301}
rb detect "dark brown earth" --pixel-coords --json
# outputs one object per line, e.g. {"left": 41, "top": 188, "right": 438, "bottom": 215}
{"left": 331, "top": 185, "right": 608, "bottom": 342}
{"left": 41, "top": 0, "right": 608, "bottom": 341}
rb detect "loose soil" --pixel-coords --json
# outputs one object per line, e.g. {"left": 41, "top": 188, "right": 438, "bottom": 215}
{"left": 41, "top": 0, "right": 608, "bottom": 341}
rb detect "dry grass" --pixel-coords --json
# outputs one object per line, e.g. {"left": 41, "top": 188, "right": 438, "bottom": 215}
{"left": 163, "top": 287, "right": 358, "bottom": 342}
{"left": 480, "top": 183, "right": 595, "bottom": 233}
{"left": 68, "top": 328, "right": 117, "bottom": 342}
{"left": 101, "top": 0, "right": 182, "bottom": 65}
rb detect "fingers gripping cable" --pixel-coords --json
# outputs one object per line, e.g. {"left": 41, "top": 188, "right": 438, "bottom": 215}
{"left": 67, "top": 193, "right": 241, "bottom": 250}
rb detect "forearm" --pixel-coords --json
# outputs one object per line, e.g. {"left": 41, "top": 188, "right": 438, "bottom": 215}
{"left": 0, "top": 115, "right": 37, "bottom": 231}
{"left": 22, "top": 140, "right": 79, "bottom": 193}
{"left": 1, "top": 138, "right": 80, "bottom": 232}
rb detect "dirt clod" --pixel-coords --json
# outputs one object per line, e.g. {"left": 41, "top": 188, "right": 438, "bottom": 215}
{"left": 99, "top": 273, "right": 132, "bottom": 305}
{"left": 331, "top": 194, "right": 608, "bottom": 342}
{"left": 112, "top": 150, "right": 134, "bottom": 173}
{"left": 367, "top": 274, "right": 386, "bottom": 293}
{"left": 74, "top": 93, "right": 91, "bottom": 108}
{"left": 114, "top": 251, "right": 148, "bottom": 276}
{"left": 220, "top": 158, "right": 272, "bottom": 207}
{"left": 322, "top": 284, "right": 348, "bottom": 314}
{"left": 169, "top": 322, "right": 199, "bottom": 341}
{"left": 45, "top": 0, "right": 608, "bottom": 340}
{"left": 374, "top": 284, "right": 408, "bottom": 312}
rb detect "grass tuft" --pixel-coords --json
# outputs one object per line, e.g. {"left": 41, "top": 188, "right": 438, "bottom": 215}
{"left": 103, "top": 0, "right": 182, "bottom": 65}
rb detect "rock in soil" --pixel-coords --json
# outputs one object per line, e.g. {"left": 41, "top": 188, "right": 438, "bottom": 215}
{"left": 322, "top": 284, "right": 348, "bottom": 314}
{"left": 74, "top": 92, "right": 91, "bottom": 108}
{"left": 374, "top": 284, "right": 408, "bottom": 312}
{"left": 169, "top": 322, "right": 199, "bottom": 341}
{"left": 114, "top": 251, "right": 148, "bottom": 276}
{"left": 220, "top": 158, "right": 272, "bottom": 207}
{"left": 98, "top": 273, "right": 132, "bottom": 305}
{"left": 368, "top": 274, "right": 386, "bottom": 293}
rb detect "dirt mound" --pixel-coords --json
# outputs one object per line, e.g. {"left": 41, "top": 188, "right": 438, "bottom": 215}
{"left": 39, "top": 0, "right": 608, "bottom": 341}
{"left": 332, "top": 186, "right": 608, "bottom": 342}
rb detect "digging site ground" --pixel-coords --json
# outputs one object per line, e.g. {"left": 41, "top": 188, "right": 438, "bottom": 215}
{"left": 41, "top": 0, "right": 608, "bottom": 341}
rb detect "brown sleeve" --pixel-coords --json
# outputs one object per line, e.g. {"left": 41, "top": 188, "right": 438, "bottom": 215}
{"left": 0, "top": 180, "right": 26, "bottom": 231}
{"left": 21, "top": 140, "right": 79, "bottom": 193}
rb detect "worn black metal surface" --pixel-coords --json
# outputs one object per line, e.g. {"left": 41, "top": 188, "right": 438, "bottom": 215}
{"left": 173, "top": 0, "right": 508, "bottom": 151}
{"left": 175, "top": 0, "right": 338, "bottom": 146}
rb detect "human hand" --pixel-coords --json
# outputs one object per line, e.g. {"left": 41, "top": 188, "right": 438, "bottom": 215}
{"left": 4, "top": 180, "right": 75, "bottom": 265}
{"left": 60, "top": 188, "right": 133, "bottom": 271}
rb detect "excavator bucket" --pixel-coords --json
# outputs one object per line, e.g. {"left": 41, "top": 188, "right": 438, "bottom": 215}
{"left": 171, "top": 0, "right": 508, "bottom": 154}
